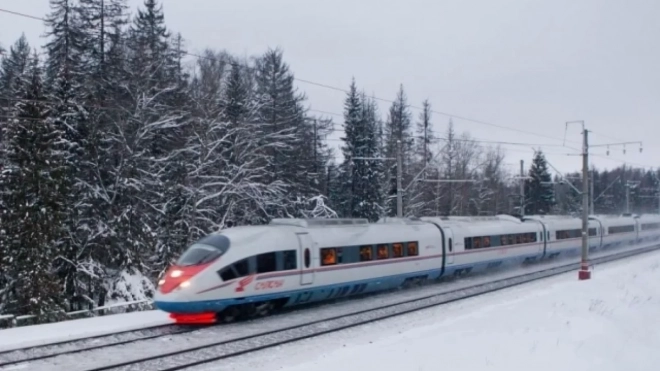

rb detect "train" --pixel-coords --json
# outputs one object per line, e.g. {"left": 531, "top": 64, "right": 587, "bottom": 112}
{"left": 153, "top": 213, "right": 660, "bottom": 324}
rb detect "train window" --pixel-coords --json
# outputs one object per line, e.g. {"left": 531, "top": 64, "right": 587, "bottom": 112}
{"left": 588, "top": 228, "right": 597, "bottom": 237}
{"left": 464, "top": 238, "right": 472, "bottom": 250}
{"left": 499, "top": 235, "right": 508, "bottom": 246}
{"left": 483, "top": 236, "right": 491, "bottom": 248}
{"left": 321, "top": 248, "right": 337, "bottom": 266}
{"left": 643, "top": 223, "right": 660, "bottom": 231}
{"left": 392, "top": 243, "right": 404, "bottom": 258}
{"left": 407, "top": 242, "right": 419, "bottom": 256}
{"left": 219, "top": 266, "right": 236, "bottom": 281}
{"left": 449, "top": 238, "right": 453, "bottom": 252}
{"left": 282, "top": 250, "right": 297, "bottom": 270}
{"left": 377, "top": 244, "right": 389, "bottom": 259}
{"left": 473, "top": 237, "right": 482, "bottom": 249}
{"left": 257, "top": 252, "right": 277, "bottom": 273}
{"left": 304, "top": 248, "right": 311, "bottom": 268}
{"left": 234, "top": 259, "right": 249, "bottom": 277}
{"left": 547, "top": 231, "right": 550, "bottom": 240}
{"left": 530, "top": 233, "right": 537, "bottom": 242}
{"left": 359, "top": 245, "right": 373, "bottom": 261}
{"left": 608, "top": 225, "right": 635, "bottom": 234}
{"left": 177, "top": 243, "right": 225, "bottom": 266}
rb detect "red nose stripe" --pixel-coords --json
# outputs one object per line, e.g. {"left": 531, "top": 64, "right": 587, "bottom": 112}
{"left": 159, "top": 262, "right": 214, "bottom": 294}
{"left": 170, "top": 313, "right": 216, "bottom": 325}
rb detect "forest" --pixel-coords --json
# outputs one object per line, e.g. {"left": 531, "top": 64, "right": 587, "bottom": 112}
{"left": 0, "top": 0, "right": 658, "bottom": 320}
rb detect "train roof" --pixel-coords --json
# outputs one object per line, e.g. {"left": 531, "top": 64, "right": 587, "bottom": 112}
{"left": 634, "top": 214, "right": 660, "bottom": 221}
{"left": 268, "top": 218, "right": 372, "bottom": 228}
{"left": 420, "top": 214, "right": 524, "bottom": 225}
{"left": 523, "top": 214, "right": 595, "bottom": 229}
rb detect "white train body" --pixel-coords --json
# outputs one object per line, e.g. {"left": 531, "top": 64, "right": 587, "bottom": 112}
{"left": 154, "top": 214, "right": 660, "bottom": 322}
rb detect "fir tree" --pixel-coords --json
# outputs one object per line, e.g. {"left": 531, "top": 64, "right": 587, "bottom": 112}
{"left": 44, "top": 0, "right": 95, "bottom": 310}
{"left": 0, "top": 53, "right": 65, "bottom": 318}
{"left": 337, "top": 80, "right": 383, "bottom": 221}
{"left": 0, "top": 35, "right": 32, "bottom": 146}
{"left": 43, "top": 0, "right": 86, "bottom": 86}
{"left": 128, "top": 0, "right": 170, "bottom": 90}
{"left": 524, "top": 150, "right": 555, "bottom": 214}
{"left": 0, "top": 34, "right": 31, "bottom": 109}
{"left": 338, "top": 78, "right": 362, "bottom": 217}
{"left": 383, "top": 84, "right": 413, "bottom": 216}
{"left": 356, "top": 94, "right": 384, "bottom": 221}
{"left": 254, "top": 48, "right": 320, "bottom": 217}
{"left": 408, "top": 99, "right": 435, "bottom": 216}
{"left": 78, "top": 0, "right": 128, "bottom": 71}
{"left": 439, "top": 119, "right": 457, "bottom": 215}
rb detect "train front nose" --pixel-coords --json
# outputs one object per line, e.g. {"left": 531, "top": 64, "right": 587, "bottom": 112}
{"left": 154, "top": 266, "right": 217, "bottom": 324}
{"left": 153, "top": 233, "right": 232, "bottom": 324}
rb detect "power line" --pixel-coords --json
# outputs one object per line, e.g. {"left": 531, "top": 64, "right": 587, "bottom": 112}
{"left": 187, "top": 50, "right": 579, "bottom": 144}
{"left": 4, "top": 5, "right": 655, "bottom": 171}
{"left": 0, "top": 101, "right": 580, "bottom": 153}
{"left": 0, "top": 6, "right": 582, "bottom": 146}
{"left": 0, "top": 8, "right": 45, "bottom": 21}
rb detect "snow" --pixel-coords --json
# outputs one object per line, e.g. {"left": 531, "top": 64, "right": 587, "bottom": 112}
{"left": 205, "top": 249, "right": 660, "bottom": 371}
{"left": 104, "top": 269, "right": 156, "bottom": 306}
{"left": 0, "top": 310, "right": 172, "bottom": 352}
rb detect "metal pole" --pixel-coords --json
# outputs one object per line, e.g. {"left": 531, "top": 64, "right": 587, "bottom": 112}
{"left": 625, "top": 182, "right": 630, "bottom": 214}
{"left": 579, "top": 129, "right": 591, "bottom": 280}
{"left": 590, "top": 168, "right": 594, "bottom": 214}
{"left": 520, "top": 160, "right": 525, "bottom": 216}
{"left": 396, "top": 139, "right": 403, "bottom": 218}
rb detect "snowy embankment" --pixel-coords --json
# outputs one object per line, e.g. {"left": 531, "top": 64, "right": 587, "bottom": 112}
{"left": 0, "top": 311, "right": 172, "bottom": 352}
{"left": 0, "top": 268, "right": 158, "bottom": 352}
{"left": 212, "top": 250, "right": 660, "bottom": 371}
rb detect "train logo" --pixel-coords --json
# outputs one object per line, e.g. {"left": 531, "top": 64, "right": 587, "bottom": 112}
{"left": 235, "top": 275, "right": 255, "bottom": 292}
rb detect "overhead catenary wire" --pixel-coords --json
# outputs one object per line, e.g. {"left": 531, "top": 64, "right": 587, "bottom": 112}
{"left": 1, "top": 6, "right": 654, "bottom": 170}
{"left": 0, "top": 6, "right": 581, "bottom": 146}
{"left": 0, "top": 95, "right": 647, "bottom": 165}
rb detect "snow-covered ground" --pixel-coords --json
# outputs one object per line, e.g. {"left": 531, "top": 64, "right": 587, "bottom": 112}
{"left": 202, "top": 249, "right": 660, "bottom": 371}
{"left": 0, "top": 310, "right": 172, "bottom": 352}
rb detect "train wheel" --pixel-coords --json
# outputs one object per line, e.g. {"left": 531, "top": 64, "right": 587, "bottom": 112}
{"left": 254, "top": 301, "right": 274, "bottom": 317}
{"left": 220, "top": 306, "right": 240, "bottom": 323}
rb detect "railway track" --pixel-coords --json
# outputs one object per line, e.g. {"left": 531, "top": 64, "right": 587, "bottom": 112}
{"left": 8, "top": 242, "right": 655, "bottom": 371}
{"left": 0, "top": 323, "right": 196, "bottom": 368}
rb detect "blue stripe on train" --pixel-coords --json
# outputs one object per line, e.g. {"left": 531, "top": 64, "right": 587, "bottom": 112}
{"left": 154, "top": 238, "right": 657, "bottom": 314}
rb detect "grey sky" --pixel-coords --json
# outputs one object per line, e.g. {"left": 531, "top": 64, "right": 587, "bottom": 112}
{"left": 1, "top": 0, "right": 659, "bottom": 177}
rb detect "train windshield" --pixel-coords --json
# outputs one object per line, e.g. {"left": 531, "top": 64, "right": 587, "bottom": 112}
{"left": 176, "top": 234, "right": 230, "bottom": 266}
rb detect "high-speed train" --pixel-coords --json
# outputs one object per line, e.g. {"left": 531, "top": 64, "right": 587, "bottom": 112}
{"left": 154, "top": 213, "right": 660, "bottom": 324}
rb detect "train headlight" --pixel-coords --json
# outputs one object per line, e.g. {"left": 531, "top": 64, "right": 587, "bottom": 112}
{"left": 170, "top": 270, "right": 183, "bottom": 278}
{"left": 158, "top": 279, "right": 166, "bottom": 286}
{"left": 180, "top": 280, "right": 191, "bottom": 289}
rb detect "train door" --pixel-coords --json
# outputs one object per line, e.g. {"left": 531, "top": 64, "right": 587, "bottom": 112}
{"left": 296, "top": 233, "right": 314, "bottom": 285}
{"left": 594, "top": 219, "right": 604, "bottom": 248}
{"left": 539, "top": 223, "right": 547, "bottom": 255}
{"left": 444, "top": 227, "right": 455, "bottom": 265}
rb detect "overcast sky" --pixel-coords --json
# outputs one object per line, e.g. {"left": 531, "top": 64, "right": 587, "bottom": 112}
{"left": 1, "top": 0, "right": 659, "bottom": 177}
